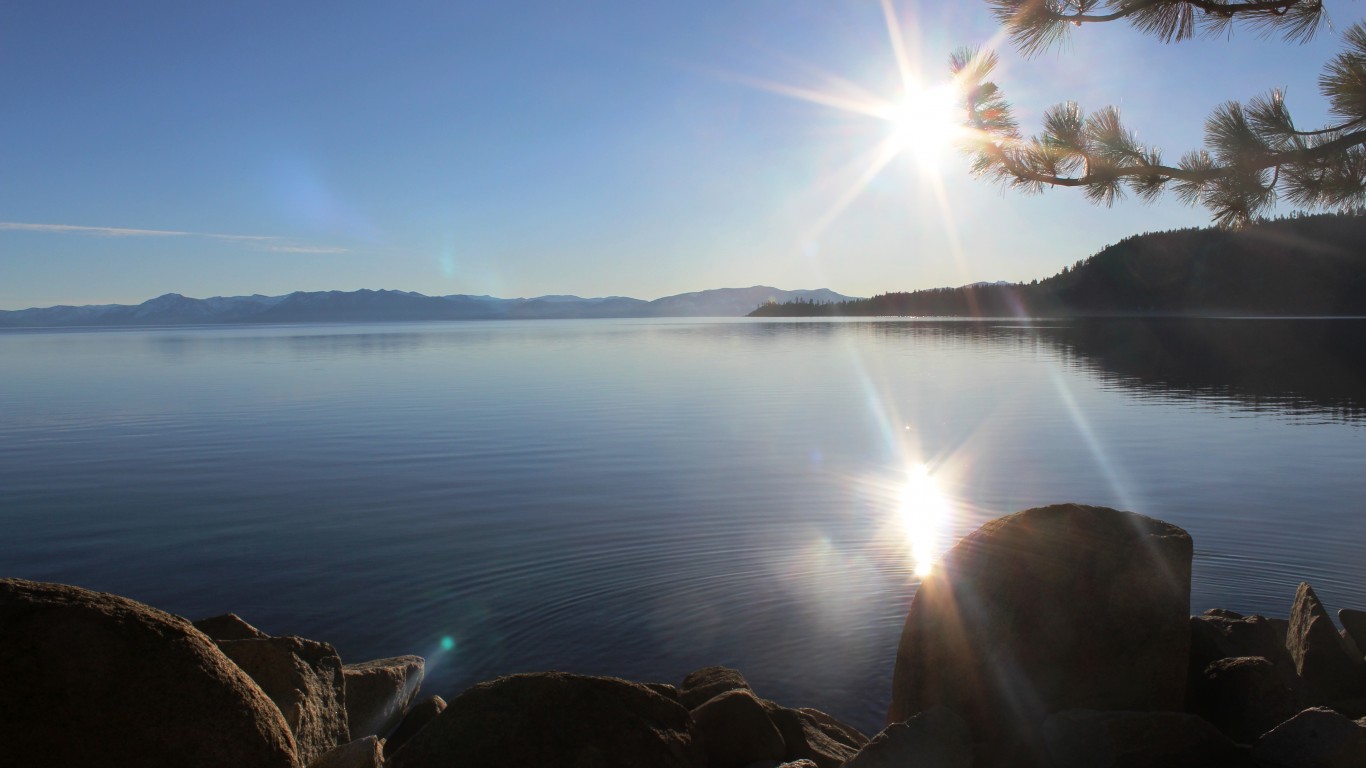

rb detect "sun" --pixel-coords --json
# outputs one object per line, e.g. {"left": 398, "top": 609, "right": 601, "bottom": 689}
{"left": 879, "top": 82, "right": 964, "bottom": 170}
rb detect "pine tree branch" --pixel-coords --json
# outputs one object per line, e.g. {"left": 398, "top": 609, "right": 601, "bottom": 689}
{"left": 976, "top": 127, "right": 1366, "bottom": 187}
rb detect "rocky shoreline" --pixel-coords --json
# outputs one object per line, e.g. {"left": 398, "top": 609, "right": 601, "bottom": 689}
{"left": 3, "top": 503, "right": 1365, "bottom": 767}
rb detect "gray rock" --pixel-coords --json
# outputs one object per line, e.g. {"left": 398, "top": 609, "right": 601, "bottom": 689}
{"left": 1043, "top": 709, "right": 1253, "bottom": 768}
{"left": 888, "top": 505, "right": 1193, "bottom": 735}
{"left": 1204, "top": 608, "right": 1245, "bottom": 619}
{"left": 1189, "top": 613, "right": 1302, "bottom": 697}
{"left": 691, "top": 689, "right": 786, "bottom": 768}
{"left": 386, "top": 672, "right": 704, "bottom": 768}
{"left": 762, "top": 702, "right": 865, "bottom": 768}
{"left": 384, "top": 695, "right": 446, "bottom": 758}
{"left": 646, "top": 682, "right": 681, "bottom": 701}
{"left": 679, "top": 665, "right": 753, "bottom": 710}
{"left": 1287, "top": 583, "right": 1365, "bottom": 703}
{"left": 218, "top": 636, "right": 350, "bottom": 765}
{"left": 343, "top": 655, "right": 424, "bottom": 738}
{"left": 1340, "top": 609, "right": 1366, "bottom": 655}
{"left": 0, "top": 578, "right": 300, "bottom": 768}
{"left": 1252, "top": 707, "right": 1366, "bottom": 768}
{"left": 194, "top": 612, "right": 270, "bottom": 640}
{"left": 308, "top": 736, "right": 383, "bottom": 768}
{"left": 1188, "top": 656, "right": 1298, "bottom": 744}
{"left": 845, "top": 706, "right": 972, "bottom": 768}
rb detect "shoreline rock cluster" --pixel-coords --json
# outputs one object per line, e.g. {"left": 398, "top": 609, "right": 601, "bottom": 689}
{"left": 3, "top": 503, "right": 1366, "bottom": 767}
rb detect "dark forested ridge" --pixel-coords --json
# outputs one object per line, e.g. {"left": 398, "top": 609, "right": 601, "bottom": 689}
{"left": 751, "top": 213, "right": 1366, "bottom": 318}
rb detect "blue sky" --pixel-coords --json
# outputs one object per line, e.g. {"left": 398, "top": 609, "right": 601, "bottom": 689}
{"left": 0, "top": 1, "right": 1354, "bottom": 308}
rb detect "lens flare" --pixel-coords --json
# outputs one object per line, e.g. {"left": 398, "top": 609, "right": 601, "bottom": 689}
{"left": 899, "top": 464, "right": 950, "bottom": 576}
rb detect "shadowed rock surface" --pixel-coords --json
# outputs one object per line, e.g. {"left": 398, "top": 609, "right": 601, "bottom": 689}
{"left": 308, "top": 736, "right": 383, "bottom": 768}
{"left": 1252, "top": 707, "right": 1366, "bottom": 768}
{"left": 343, "top": 655, "right": 425, "bottom": 739}
{"left": 0, "top": 578, "right": 300, "bottom": 768}
{"left": 194, "top": 612, "right": 270, "bottom": 640}
{"left": 1043, "top": 709, "right": 1253, "bottom": 768}
{"left": 679, "top": 665, "right": 753, "bottom": 710}
{"left": 888, "top": 504, "right": 1193, "bottom": 736}
{"left": 690, "top": 688, "right": 785, "bottom": 768}
{"left": 1338, "top": 608, "right": 1366, "bottom": 659}
{"left": 217, "top": 636, "right": 350, "bottom": 764}
{"left": 762, "top": 701, "right": 866, "bottom": 768}
{"left": 386, "top": 672, "right": 704, "bottom": 768}
{"left": 383, "top": 696, "right": 446, "bottom": 758}
{"left": 845, "top": 706, "right": 971, "bottom": 768}
{"left": 1189, "top": 656, "right": 1298, "bottom": 744}
{"left": 1189, "top": 613, "right": 1302, "bottom": 699}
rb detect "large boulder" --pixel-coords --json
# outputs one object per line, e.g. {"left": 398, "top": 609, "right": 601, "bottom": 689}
{"left": 343, "top": 655, "right": 425, "bottom": 738}
{"left": 1287, "top": 583, "right": 1365, "bottom": 703}
{"left": 217, "top": 636, "right": 350, "bottom": 764}
{"left": 1252, "top": 707, "right": 1366, "bottom": 768}
{"left": 1042, "top": 709, "right": 1253, "bottom": 768}
{"left": 888, "top": 505, "right": 1193, "bottom": 735}
{"left": 0, "top": 578, "right": 299, "bottom": 768}
{"left": 691, "top": 688, "right": 785, "bottom": 768}
{"left": 386, "top": 672, "right": 704, "bottom": 768}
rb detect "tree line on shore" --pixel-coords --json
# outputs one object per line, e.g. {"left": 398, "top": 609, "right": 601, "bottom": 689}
{"left": 750, "top": 212, "right": 1366, "bottom": 318}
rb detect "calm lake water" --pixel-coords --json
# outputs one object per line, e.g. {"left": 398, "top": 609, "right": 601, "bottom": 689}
{"left": 2, "top": 317, "right": 1364, "bottom": 732}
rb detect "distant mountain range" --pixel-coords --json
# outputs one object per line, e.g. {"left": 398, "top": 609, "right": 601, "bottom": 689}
{"left": 0, "top": 286, "right": 857, "bottom": 327}
{"left": 752, "top": 212, "right": 1366, "bottom": 318}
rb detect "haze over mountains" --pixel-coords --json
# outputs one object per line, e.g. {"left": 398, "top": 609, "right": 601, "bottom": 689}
{"left": 0, "top": 286, "right": 856, "bottom": 327}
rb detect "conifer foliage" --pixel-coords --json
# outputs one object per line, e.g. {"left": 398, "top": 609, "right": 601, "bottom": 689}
{"left": 956, "top": 1, "right": 1366, "bottom": 226}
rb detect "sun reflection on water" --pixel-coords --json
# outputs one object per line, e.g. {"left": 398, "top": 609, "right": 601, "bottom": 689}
{"left": 899, "top": 464, "right": 950, "bottom": 576}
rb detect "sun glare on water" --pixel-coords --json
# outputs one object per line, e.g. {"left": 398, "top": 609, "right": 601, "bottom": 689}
{"left": 899, "top": 464, "right": 950, "bottom": 577}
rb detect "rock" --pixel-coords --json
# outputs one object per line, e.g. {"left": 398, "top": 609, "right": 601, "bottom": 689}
{"left": 386, "top": 672, "right": 704, "bottom": 768}
{"left": 679, "top": 665, "right": 753, "bottom": 710}
{"left": 0, "top": 578, "right": 299, "bottom": 768}
{"left": 1287, "top": 583, "right": 1365, "bottom": 702}
{"left": 888, "top": 505, "right": 1193, "bottom": 734}
{"left": 1189, "top": 613, "right": 1301, "bottom": 696}
{"left": 1204, "top": 608, "right": 1245, "bottom": 619}
{"left": 195, "top": 612, "right": 271, "bottom": 640}
{"left": 1188, "top": 656, "right": 1298, "bottom": 744}
{"left": 308, "top": 736, "right": 382, "bottom": 768}
{"left": 343, "top": 655, "right": 424, "bottom": 738}
{"left": 218, "top": 636, "right": 350, "bottom": 764}
{"left": 1340, "top": 609, "right": 1366, "bottom": 654}
{"left": 1252, "top": 707, "right": 1366, "bottom": 768}
{"left": 1043, "top": 709, "right": 1253, "bottom": 768}
{"left": 845, "top": 706, "right": 972, "bottom": 768}
{"left": 647, "top": 682, "right": 681, "bottom": 701}
{"left": 384, "top": 695, "right": 446, "bottom": 758}
{"left": 762, "top": 702, "right": 865, "bottom": 768}
{"left": 1327, "top": 698, "right": 1366, "bottom": 719}
{"left": 691, "top": 689, "right": 786, "bottom": 768}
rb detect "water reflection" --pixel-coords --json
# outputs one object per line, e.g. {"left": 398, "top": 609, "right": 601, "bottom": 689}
{"left": 898, "top": 464, "right": 950, "bottom": 576}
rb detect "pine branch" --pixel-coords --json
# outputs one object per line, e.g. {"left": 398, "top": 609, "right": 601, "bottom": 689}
{"left": 951, "top": 22, "right": 1366, "bottom": 225}
{"left": 990, "top": 0, "right": 1326, "bottom": 56}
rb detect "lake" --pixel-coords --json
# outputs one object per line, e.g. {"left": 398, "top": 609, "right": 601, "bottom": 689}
{"left": 2, "top": 317, "right": 1364, "bottom": 732}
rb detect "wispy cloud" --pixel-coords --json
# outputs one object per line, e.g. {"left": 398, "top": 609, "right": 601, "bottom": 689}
{"left": 0, "top": 221, "right": 346, "bottom": 253}
{"left": 263, "top": 244, "right": 350, "bottom": 254}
